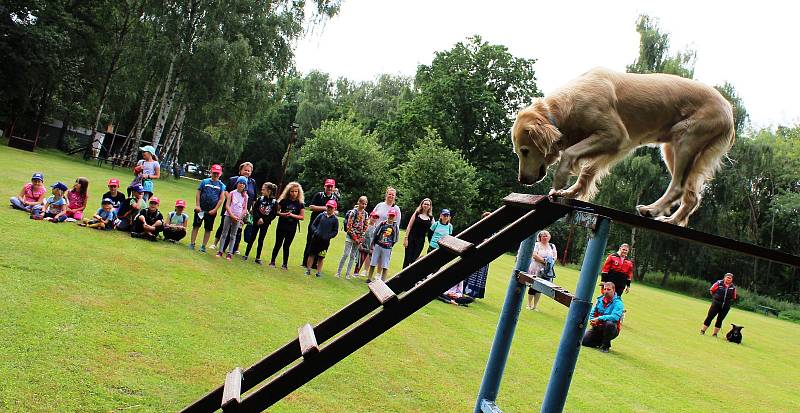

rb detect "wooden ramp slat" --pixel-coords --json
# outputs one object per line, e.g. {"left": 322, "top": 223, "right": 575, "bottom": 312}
{"left": 298, "top": 324, "right": 319, "bottom": 357}
{"left": 517, "top": 271, "right": 575, "bottom": 308}
{"left": 368, "top": 279, "right": 398, "bottom": 305}
{"left": 437, "top": 235, "right": 474, "bottom": 256}
{"left": 221, "top": 367, "right": 242, "bottom": 411}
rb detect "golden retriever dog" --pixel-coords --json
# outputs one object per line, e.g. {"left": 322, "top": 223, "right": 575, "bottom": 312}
{"left": 511, "top": 67, "right": 735, "bottom": 226}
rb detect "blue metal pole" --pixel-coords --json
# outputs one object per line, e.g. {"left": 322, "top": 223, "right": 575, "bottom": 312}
{"left": 540, "top": 216, "right": 610, "bottom": 413}
{"left": 474, "top": 233, "right": 537, "bottom": 413}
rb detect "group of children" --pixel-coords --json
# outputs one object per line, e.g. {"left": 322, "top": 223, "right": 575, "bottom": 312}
{"left": 9, "top": 166, "right": 457, "bottom": 285}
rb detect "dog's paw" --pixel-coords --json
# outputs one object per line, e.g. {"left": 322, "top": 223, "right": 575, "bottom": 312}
{"left": 550, "top": 188, "right": 579, "bottom": 199}
{"left": 636, "top": 204, "right": 669, "bottom": 218}
{"left": 654, "top": 215, "right": 688, "bottom": 227}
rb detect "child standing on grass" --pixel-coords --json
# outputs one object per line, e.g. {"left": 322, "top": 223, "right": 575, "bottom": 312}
{"left": 270, "top": 182, "right": 304, "bottom": 270}
{"left": 217, "top": 176, "right": 249, "bottom": 261}
{"left": 428, "top": 209, "right": 453, "bottom": 252}
{"left": 137, "top": 145, "right": 160, "bottom": 201}
{"left": 102, "top": 178, "right": 126, "bottom": 214}
{"left": 80, "top": 198, "right": 117, "bottom": 230}
{"left": 116, "top": 184, "right": 146, "bottom": 231}
{"left": 244, "top": 182, "right": 278, "bottom": 264}
{"left": 354, "top": 211, "right": 380, "bottom": 277}
{"left": 163, "top": 199, "right": 189, "bottom": 242}
{"left": 33, "top": 182, "right": 68, "bottom": 222}
{"left": 368, "top": 208, "right": 399, "bottom": 283}
{"left": 131, "top": 197, "right": 163, "bottom": 241}
{"left": 64, "top": 177, "right": 89, "bottom": 222}
{"left": 305, "top": 199, "right": 339, "bottom": 277}
{"left": 10, "top": 172, "right": 46, "bottom": 212}
{"left": 336, "top": 196, "right": 369, "bottom": 279}
{"left": 189, "top": 164, "right": 226, "bottom": 252}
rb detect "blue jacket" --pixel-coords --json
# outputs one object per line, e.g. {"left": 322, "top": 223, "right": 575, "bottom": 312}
{"left": 590, "top": 294, "right": 625, "bottom": 324}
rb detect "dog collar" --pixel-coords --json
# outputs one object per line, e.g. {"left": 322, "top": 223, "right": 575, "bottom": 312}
{"left": 541, "top": 100, "right": 558, "bottom": 129}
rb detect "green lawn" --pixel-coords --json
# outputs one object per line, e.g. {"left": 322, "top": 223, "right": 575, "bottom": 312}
{"left": 1, "top": 145, "right": 798, "bottom": 412}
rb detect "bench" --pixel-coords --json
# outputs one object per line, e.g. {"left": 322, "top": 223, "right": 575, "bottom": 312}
{"left": 756, "top": 305, "right": 780, "bottom": 317}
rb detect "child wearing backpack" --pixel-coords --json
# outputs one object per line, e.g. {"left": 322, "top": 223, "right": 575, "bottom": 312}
{"left": 164, "top": 199, "right": 189, "bottom": 242}
{"left": 336, "top": 196, "right": 369, "bottom": 279}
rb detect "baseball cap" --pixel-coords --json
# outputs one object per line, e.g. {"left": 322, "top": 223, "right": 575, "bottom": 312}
{"left": 210, "top": 164, "right": 222, "bottom": 174}
{"left": 139, "top": 145, "right": 156, "bottom": 154}
{"left": 175, "top": 199, "right": 186, "bottom": 207}
{"left": 236, "top": 176, "right": 248, "bottom": 185}
{"left": 325, "top": 199, "right": 337, "bottom": 209}
{"left": 370, "top": 211, "right": 379, "bottom": 218}
{"left": 32, "top": 172, "right": 44, "bottom": 181}
{"left": 101, "top": 198, "right": 113, "bottom": 205}
{"left": 51, "top": 182, "right": 68, "bottom": 191}
{"left": 441, "top": 208, "right": 451, "bottom": 216}
{"left": 387, "top": 208, "right": 397, "bottom": 217}
{"left": 107, "top": 178, "right": 120, "bottom": 186}
{"left": 129, "top": 184, "right": 144, "bottom": 193}
{"left": 324, "top": 178, "right": 336, "bottom": 187}
{"left": 149, "top": 197, "right": 160, "bottom": 205}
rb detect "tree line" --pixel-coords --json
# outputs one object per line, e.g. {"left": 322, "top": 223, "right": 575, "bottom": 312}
{"left": 2, "top": 7, "right": 798, "bottom": 302}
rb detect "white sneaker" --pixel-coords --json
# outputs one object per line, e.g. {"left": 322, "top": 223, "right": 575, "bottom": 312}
{"left": 335, "top": 273, "right": 341, "bottom": 278}
{"left": 209, "top": 244, "right": 216, "bottom": 250}
{"left": 345, "top": 274, "right": 351, "bottom": 280}
{"left": 65, "top": 218, "right": 77, "bottom": 222}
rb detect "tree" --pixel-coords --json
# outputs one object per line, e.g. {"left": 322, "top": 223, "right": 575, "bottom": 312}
{"left": 626, "top": 14, "right": 696, "bottom": 78}
{"left": 715, "top": 82, "right": 750, "bottom": 136}
{"left": 297, "top": 119, "right": 391, "bottom": 210}
{"left": 395, "top": 130, "right": 480, "bottom": 225}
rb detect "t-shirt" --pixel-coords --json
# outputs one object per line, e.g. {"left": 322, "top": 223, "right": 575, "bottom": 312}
{"left": 372, "top": 202, "right": 401, "bottom": 226}
{"left": 198, "top": 178, "right": 226, "bottom": 211}
{"left": 67, "top": 189, "right": 87, "bottom": 209}
{"left": 373, "top": 220, "right": 399, "bottom": 249}
{"left": 277, "top": 198, "right": 304, "bottom": 230}
{"left": 226, "top": 176, "right": 257, "bottom": 208}
{"left": 252, "top": 195, "right": 278, "bottom": 224}
{"left": 429, "top": 220, "right": 454, "bottom": 249}
{"left": 168, "top": 211, "right": 188, "bottom": 226}
{"left": 102, "top": 191, "right": 127, "bottom": 212}
{"left": 22, "top": 183, "right": 47, "bottom": 203}
{"left": 138, "top": 159, "right": 160, "bottom": 177}
{"left": 119, "top": 197, "right": 145, "bottom": 219}
{"left": 228, "top": 190, "right": 248, "bottom": 218}
{"left": 95, "top": 208, "right": 117, "bottom": 222}
{"left": 307, "top": 191, "right": 340, "bottom": 224}
{"left": 135, "top": 208, "right": 163, "bottom": 225}
{"left": 45, "top": 196, "right": 66, "bottom": 215}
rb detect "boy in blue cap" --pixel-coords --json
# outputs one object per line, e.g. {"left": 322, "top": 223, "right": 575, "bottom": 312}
{"left": 116, "top": 184, "right": 147, "bottom": 231}
{"left": 80, "top": 198, "right": 117, "bottom": 230}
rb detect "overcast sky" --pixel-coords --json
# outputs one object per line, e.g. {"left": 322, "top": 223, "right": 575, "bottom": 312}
{"left": 295, "top": 0, "right": 799, "bottom": 128}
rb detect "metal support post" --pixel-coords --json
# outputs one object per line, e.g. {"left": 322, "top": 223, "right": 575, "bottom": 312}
{"left": 474, "top": 233, "right": 537, "bottom": 413}
{"left": 540, "top": 216, "right": 610, "bottom": 412}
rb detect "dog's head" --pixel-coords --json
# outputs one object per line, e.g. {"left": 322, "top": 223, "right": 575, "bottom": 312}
{"left": 511, "top": 99, "right": 563, "bottom": 185}
{"left": 730, "top": 324, "right": 743, "bottom": 333}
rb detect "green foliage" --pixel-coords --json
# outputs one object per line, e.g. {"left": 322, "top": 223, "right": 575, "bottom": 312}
{"left": 715, "top": 82, "right": 750, "bottom": 135}
{"left": 395, "top": 130, "right": 479, "bottom": 222}
{"left": 297, "top": 118, "right": 391, "bottom": 209}
{"left": 626, "top": 14, "right": 695, "bottom": 78}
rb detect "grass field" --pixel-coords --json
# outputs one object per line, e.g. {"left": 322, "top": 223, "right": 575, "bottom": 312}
{"left": 1, "top": 144, "right": 798, "bottom": 413}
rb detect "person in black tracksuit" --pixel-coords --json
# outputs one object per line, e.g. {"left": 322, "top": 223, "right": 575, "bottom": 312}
{"left": 701, "top": 273, "right": 738, "bottom": 337}
{"left": 244, "top": 182, "right": 278, "bottom": 264}
{"left": 270, "top": 182, "right": 304, "bottom": 269}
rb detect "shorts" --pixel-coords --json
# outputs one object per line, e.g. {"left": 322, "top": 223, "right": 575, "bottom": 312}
{"left": 370, "top": 245, "right": 393, "bottom": 269}
{"left": 193, "top": 210, "right": 217, "bottom": 231}
{"left": 308, "top": 236, "right": 330, "bottom": 258}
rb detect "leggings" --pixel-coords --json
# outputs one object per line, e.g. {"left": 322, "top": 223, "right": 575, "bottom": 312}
{"left": 402, "top": 235, "right": 426, "bottom": 268}
{"left": 704, "top": 300, "right": 732, "bottom": 329}
{"left": 218, "top": 216, "right": 242, "bottom": 254}
{"left": 271, "top": 225, "right": 296, "bottom": 266}
{"left": 217, "top": 219, "right": 243, "bottom": 252}
{"left": 245, "top": 223, "right": 271, "bottom": 259}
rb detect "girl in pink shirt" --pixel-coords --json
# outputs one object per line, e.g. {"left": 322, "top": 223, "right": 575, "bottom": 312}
{"left": 65, "top": 177, "right": 90, "bottom": 221}
{"left": 10, "top": 172, "right": 46, "bottom": 212}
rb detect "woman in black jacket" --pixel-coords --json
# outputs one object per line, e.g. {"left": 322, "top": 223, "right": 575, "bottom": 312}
{"left": 701, "top": 273, "right": 738, "bottom": 337}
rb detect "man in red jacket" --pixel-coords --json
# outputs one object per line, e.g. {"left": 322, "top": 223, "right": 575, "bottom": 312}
{"left": 600, "top": 243, "right": 634, "bottom": 298}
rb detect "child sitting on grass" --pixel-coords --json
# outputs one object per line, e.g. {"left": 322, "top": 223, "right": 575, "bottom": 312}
{"left": 305, "top": 199, "right": 339, "bottom": 277}
{"left": 64, "top": 177, "right": 89, "bottom": 222}
{"left": 116, "top": 184, "right": 147, "bottom": 231}
{"left": 163, "top": 199, "right": 189, "bottom": 243}
{"left": 102, "top": 178, "right": 126, "bottom": 214}
{"left": 10, "top": 172, "right": 46, "bottom": 213}
{"left": 367, "top": 208, "right": 399, "bottom": 283}
{"left": 33, "top": 182, "right": 68, "bottom": 222}
{"left": 80, "top": 198, "right": 117, "bottom": 230}
{"left": 131, "top": 197, "right": 163, "bottom": 241}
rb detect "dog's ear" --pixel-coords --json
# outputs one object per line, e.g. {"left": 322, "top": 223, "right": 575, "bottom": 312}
{"left": 526, "top": 122, "right": 562, "bottom": 155}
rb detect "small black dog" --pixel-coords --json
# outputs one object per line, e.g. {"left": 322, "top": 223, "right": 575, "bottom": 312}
{"left": 726, "top": 324, "right": 744, "bottom": 344}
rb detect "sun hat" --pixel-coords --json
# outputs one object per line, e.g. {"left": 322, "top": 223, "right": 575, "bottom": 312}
{"left": 51, "top": 182, "right": 68, "bottom": 191}
{"left": 210, "top": 164, "right": 222, "bottom": 174}
{"left": 175, "top": 199, "right": 186, "bottom": 207}
{"left": 107, "top": 178, "right": 120, "bottom": 186}
{"left": 441, "top": 208, "right": 451, "bottom": 216}
{"left": 370, "top": 211, "right": 379, "bottom": 218}
{"left": 149, "top": 197, "right": 160, "bottom": 205}
{"left": 101, "top": 198, "right": 113, "bottom": 205}
{"left": 325, "top": 199, "right": 337, "bottom": 209}
{"left": 139, "top": 145, "right": 156, "bottom": 154}
{"left": 129, "top": 184, "right": 144, "bottom": 193}
{"left": 32, "top": 172, "right": 44, "bottom": 181}
{"left": 387, "top": 208, "right": 397, "bottom": 217}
